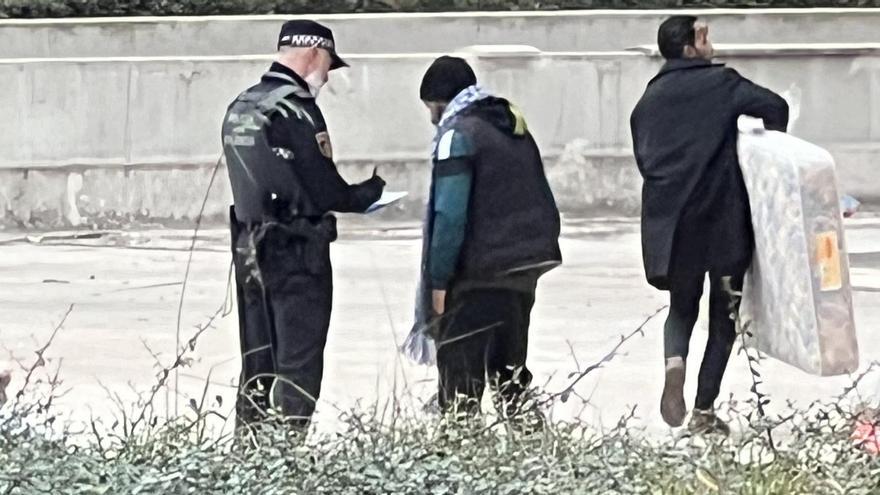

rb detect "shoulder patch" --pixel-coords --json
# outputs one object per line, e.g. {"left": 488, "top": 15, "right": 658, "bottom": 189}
{"left": 315, "top": 131, "right": 333, "bottom": 159}
{"left": 509, "top": 103, "right": 529, "bottom": 136}
{"left": 435, "top": 129, "right": 474, "bottom": 161}
{"left": 437, "top": 130, "right": 455, "bottom": 161}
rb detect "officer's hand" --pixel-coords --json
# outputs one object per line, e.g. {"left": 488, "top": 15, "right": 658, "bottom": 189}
{"left": 370, "top": 167, "right": 387, "bottom": 187}
{"left": 432, "top": 290, "right": 446, "bottom": 316}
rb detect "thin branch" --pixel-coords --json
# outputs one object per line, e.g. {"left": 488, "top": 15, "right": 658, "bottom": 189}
{"left": 548, "top": 306, "right": 667, "bottom": 402}
{"left": 724, "top": 278, "right": 775, "bottom": 452}
{"left": 131, "top": 303, "right": 225, "bottom": 434}
{"left": 174, "top": 154, "right": 224, "bottom": 417}
{"left": 13, "top": 304, "right": 74, "bottom": 406}
{"left": 465, "top": 306, "right": 667, "bottom": 439}
{"left": 837, "top": 360, "right": 880, "bottom": 402}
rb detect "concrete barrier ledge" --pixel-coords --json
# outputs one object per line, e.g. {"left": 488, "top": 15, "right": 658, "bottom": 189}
{"left": 2, "top": 8, "right": 879, "bottom": 27}
{"left": 0, "top": 150, "right": 640, "bottom": 229}
{"left": 1, "top": 144, "right": 875, "bottom": 230}
{"left": 6, "top": 43, "right": 880, "bottom": 65}
{"left": 0, "top": 50, "right": 645, "bottom": 65}
{"left": 3, "top": 9, "right": 879, "bottom": 58}
{"left": 630, "top": 43, "right": 880, "bottom": 58}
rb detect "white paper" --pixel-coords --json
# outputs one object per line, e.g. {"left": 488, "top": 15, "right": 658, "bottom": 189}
{"left": 366, "top": 191, "right": 408, "bottom": 213}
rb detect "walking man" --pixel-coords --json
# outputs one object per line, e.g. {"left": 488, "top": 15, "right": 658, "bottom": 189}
{"left": 414, "top": 57, "right": 561, "bottom": 420}
{"left": 222, "top": 20, "right": 385, "bottom": 433}
{"left": 630, "top": 16, "right": 788, "bottom": 434}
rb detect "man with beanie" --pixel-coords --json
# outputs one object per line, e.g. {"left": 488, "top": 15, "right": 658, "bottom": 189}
{"left": 412, "top": 56, "right": 561, "bottom": 421}
{"left": 630, "top": 16, "right": 788, "bottom": 435}
{"left": 221, "top": 20, "right": 385, "bottom": 434}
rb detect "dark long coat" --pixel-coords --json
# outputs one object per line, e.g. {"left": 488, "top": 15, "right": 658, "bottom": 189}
{"left": 630, "top": 58, "right": 789, "bottom": 290}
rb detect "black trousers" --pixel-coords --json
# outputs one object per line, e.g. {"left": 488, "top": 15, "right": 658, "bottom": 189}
{"left": 664, "top": 268, "right": 746, "bottom": 411}
{"left": 231, "top": 223, "right": 333, "bottom": 430}
{"left": 436, "top": 288, "right": 535, "bottom": 416}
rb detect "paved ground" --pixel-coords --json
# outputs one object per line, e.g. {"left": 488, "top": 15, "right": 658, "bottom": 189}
{"left": 0, "top": 215, "right": 878, "bottom": 437}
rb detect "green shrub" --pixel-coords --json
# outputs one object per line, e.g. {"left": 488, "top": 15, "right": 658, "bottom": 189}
{"left": 2, "top": 319, "right": 879, "bottom": 495}
{"left": 2, "top": 305, "right": 877, "bottom": 494}
{"left": 3, "top": 391, "right": 880, "bottom": 494}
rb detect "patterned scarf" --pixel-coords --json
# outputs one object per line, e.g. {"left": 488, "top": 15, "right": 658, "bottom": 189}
{"left": 401, "top": 85, "right": 493, "bottom": 366}
{"left": 431, "top": 85, "right": 493, "bottom": 150}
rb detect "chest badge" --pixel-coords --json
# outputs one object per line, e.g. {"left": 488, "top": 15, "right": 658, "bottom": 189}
{"left": 315, "top": 132, "right": 334, "bottom": 160}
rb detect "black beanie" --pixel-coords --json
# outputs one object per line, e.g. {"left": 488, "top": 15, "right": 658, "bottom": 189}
{"left": 419, "top": 56, "right": 477, "bottom": 102}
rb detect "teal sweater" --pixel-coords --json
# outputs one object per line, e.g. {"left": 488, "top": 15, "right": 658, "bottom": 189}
{"left": 429, "top": 127, "right": 474, "bottom": 289}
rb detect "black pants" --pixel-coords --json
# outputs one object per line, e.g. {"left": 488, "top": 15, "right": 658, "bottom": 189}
{"left": 231, "top": 223, "right": 333, "bottom": 430}
{"left": 436, "top": 288, "right": 535, "bottom": 416}
{"left": 664, "top": 268, "right": 745, "bottom": 411}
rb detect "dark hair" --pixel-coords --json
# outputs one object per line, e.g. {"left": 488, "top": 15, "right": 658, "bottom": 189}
{"left": 419, "top": 56, "right": 477, "bottom": 103}
{"left": 657, "top": 16, "right": 698, "bottom": 60}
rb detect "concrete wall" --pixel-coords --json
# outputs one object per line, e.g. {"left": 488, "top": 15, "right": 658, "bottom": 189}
{"left": 2, "top": 9, "right": 880, "bottom": 58}
{"left": 2, "top": 44, "right": 879, "bottom": 228}
{"left": 0, "top": 51, "right": 657, "bottom": 168}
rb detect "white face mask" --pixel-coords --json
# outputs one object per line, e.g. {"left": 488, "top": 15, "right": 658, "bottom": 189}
{"left": 304, "top": 72, "right": 325, "bottom": 98}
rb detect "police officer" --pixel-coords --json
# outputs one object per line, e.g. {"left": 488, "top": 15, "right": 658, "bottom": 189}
{"left": 222, "top": 20, "right": 385, "bottom": 432}
{"left": 413, "top": 57, "right": 561, "bottom": 420}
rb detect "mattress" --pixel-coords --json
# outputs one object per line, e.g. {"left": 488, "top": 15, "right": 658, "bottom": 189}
{"left": 738, "top": 122, "right": 859, "bottom": 376}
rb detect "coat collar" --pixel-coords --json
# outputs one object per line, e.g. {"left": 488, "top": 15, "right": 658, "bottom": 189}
{"left": 649, "top": 58, "right": 725, "bottom": 84}
{"left": 262, "top": 62, "right": 313, "bottom": 99}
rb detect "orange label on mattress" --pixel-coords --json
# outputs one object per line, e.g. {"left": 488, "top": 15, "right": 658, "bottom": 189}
{"left": 816, "top": 231, "right": 842, "bottom": 291}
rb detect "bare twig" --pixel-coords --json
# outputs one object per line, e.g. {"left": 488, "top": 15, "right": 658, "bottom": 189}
{"left": 436, "top": 322, "right": 505, "bottom": 349}
{"left": 89, "top": 412, "right": 107, "bottom": 457}
{"left": 174, "top": 155, "right": 224, "bottom": 417}
{"left": 549, "top": 306, "right": 667, "bottom": 403}
{"left": 565, "top": 340, "right": 582, "bottom": 373}
{"left": 837, "top": 360, "right": 880, "bottom": 403}
{"left": 13, "top": 305, "right": 74, "bottom": 407}
{"left": 463, "top": 306, "right": 667, "bottom": 439}
{"left": 367, "top": 245, "right": 410, "bottom": 391}
{"left": 130, "top": 303, "right": 225, "bottom": 435}
{"left": 723, "top": 277, "right": 775, "bottom": 451}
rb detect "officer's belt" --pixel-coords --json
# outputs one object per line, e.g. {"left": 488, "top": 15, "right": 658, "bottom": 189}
{"left": 236, "top": 215, "right": 337, "bottom": 244}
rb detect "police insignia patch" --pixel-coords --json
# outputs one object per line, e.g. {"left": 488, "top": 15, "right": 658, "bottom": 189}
{"left": 315, "top": 132, "right": 334, "bottom": 159}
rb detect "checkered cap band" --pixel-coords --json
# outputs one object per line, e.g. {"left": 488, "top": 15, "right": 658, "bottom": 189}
{"left": 279, "top": 34, "right": 335, "bottom": 50}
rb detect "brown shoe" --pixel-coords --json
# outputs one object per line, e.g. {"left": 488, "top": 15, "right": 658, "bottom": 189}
{"left": 688, "top": 408, "right": 731, "bottom": 436}
{"left": 661, "top": 357, "right": 687, "bottom": 427}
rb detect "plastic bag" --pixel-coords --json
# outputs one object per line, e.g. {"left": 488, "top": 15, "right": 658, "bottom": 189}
{"left": 401, "top": 325, "right": 437, "bottom": 366}
{"left": 841, "top": 194, "right": 861, "bottom": 218}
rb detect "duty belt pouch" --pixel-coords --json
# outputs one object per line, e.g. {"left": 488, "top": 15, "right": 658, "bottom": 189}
{"left": 305, "top": 216, "right": 336, "bottom": 275}
{"left": 317, "top": 215, "right": 338, "bottom": 242}
{"left": 282, "top": 216, "right": 337, "bottom": 275}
